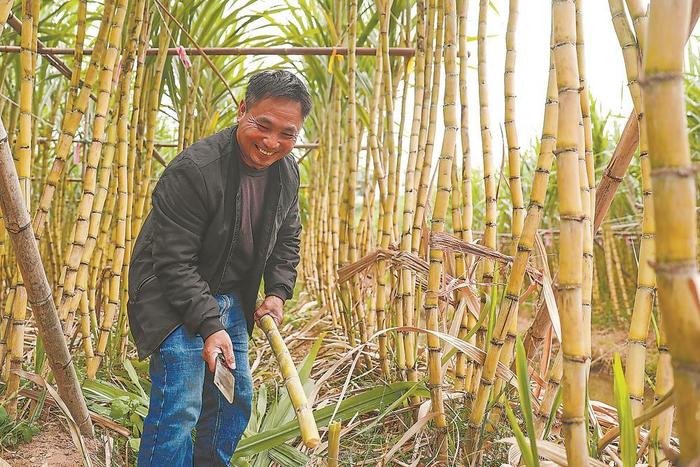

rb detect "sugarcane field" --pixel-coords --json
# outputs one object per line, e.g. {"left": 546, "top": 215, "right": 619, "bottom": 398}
{"left": 1, "top": 0, "right": 700, "bottom": 465}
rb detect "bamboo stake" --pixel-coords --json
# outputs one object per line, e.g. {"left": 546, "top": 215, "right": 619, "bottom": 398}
{"left": 259, "top": 315, "right": 320, "bottom": 448}
{"left": 0, "top": 45, "right": 416, "bottom": 57}
{"left": 0, "top": 116, "right": 94, "bottom": 436}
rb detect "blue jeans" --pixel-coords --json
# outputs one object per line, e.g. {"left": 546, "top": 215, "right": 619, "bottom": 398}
{"left": 137, "top": 294, "right": 253, "bottom": 467}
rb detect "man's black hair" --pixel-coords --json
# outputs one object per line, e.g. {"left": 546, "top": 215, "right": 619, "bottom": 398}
{"left": 244, "top": 70, "right": 312, "bottom": 118}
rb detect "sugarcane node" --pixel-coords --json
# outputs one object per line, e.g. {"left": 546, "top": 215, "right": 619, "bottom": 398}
{"left": 562, "top": 353, "right": 588, "bottom": 364}
{"left": 671, "top": 359, "right": 700, "bottom": 375}
{"left": 561, "top": 416, "right": 585, "bottom": 425}
{"left": 639, "top": 72, "right": 684, "bottom": 87}
{"left": 649, "top": 260, "right": 697, "bottom": 275}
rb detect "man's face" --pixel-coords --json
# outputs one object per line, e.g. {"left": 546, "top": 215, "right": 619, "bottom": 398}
{"left": 236, "top": 96, "right": 304, "bottom": 170}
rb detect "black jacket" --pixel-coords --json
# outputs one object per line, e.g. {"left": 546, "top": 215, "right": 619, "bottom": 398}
{"left": 127, "top": 126, "right": 301, "bottom": 359}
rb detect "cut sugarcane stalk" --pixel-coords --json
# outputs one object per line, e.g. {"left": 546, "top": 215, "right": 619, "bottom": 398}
{"left": 259, "top": 315, "right": 320, "bottom": 448}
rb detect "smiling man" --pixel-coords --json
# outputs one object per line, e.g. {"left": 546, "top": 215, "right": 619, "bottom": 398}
{"left": 127, "top": 70, "right": 310, "bottom": 466}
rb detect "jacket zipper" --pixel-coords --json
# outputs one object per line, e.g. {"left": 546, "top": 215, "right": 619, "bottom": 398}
{"left": 135, "top": 274, "right": 157, "bottom": 295}
{"left": 216, "top": 189, "right": 241, "bottom": 293}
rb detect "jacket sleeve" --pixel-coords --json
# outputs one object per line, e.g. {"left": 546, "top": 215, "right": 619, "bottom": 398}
{"left": 150, "top": 158, "right": 224, "bottom": 340}
{"left": 264, "top": 190, "right": 302, "bottom": 302}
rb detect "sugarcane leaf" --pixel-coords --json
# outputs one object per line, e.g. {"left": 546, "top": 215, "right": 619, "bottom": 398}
{"left": 267, "top": 443, "right": 310, "bottom": 466}
{"left": 543, "top": 386, "right": 562, "bottom": 439}
{"left": 613, "top": 353, "right": 636, "bottom": 467}
{"left": 504, "top": 404, "right": 535, "bottom": 467}
{"left": 515, "top": 336, "right": 539, "bottom": 465}
{"left": 234, "top": 382, "right": 426, "bottom": 458}
{"left": 123, "top": 359, "right": 148, "bottom": 400}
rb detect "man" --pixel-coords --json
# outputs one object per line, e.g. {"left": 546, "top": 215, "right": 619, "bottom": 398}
{"left": 127, "top": 70, "right": 310, "bottom": 466}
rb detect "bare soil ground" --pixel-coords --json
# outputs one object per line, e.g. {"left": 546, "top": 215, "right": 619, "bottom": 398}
{"left": 2, "top": 416, "right": 87, "bottom": 466}
{"left": 0, "top": 408, "right": 118, "bottom": 467}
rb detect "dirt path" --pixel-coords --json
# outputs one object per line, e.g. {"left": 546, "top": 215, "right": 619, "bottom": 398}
{"left": 1, "top": 410, "right": 106, "bottom": 467}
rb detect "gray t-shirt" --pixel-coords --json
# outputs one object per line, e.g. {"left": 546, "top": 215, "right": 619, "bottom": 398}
{"left": 220, "top": 163, "right": 270, "bottom": 294}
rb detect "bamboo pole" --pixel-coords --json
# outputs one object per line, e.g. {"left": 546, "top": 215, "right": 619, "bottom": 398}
{"left": 644, "top": 0, "right": 700, "bottom": 461}
{"left": 0, "top": 117, "right": 94, "bottom": 437}
{"left": 0, "top": 45, "right": 416, "bottom": 57}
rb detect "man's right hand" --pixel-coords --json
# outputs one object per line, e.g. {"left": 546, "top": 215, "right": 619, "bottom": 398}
{"left": 202, "top": 330, "right": 236, "bottom": 373}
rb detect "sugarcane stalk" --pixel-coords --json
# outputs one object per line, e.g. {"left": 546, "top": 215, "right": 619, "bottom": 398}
{"left": 0, "top": 116, "right": 94, "bottom": 437}
{"left": 259, "top": 315, "right": 320, "bottom": 448}
{"left": 552, "top": 0, "right": 588, "bottom": 464}
{"left": 425, "top": 0, "right": 457, "bottom": 460}
{"left": 644, "top": 0, "right": 700, "bottom": 461}
{"left": 327, "top": 420, "right": 341, "bottom": 467}
{"left": 400, "top": 0, "right": 426, "bottom": 396}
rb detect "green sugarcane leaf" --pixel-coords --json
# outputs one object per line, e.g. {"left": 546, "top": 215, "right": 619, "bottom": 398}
{"left": 505, "top": 402, "right": 535, "bottom": 467}
{"left": 543, "top": 386, "right": 562, "bottom": 439}
{"left": 515, "top": 336, "right": 539, "bottom": 466}
{"left": 234, "top": 382, "right": 427, "bottom": 458}
{"left": 268, "top": 443, "right": 310, "bottom": 466}
{"left": 613, "top": 353, "right": 636, "bottom": 467}
{"left": 124, "top": 359, "right": 148, "bottom": 400}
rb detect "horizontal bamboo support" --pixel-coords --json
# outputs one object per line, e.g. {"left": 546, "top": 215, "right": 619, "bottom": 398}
{"left": 0, "top": 46, "right": 416, "bottom": 57}
{"left": 34, "top": 137, "right": 319, "bottom": 150}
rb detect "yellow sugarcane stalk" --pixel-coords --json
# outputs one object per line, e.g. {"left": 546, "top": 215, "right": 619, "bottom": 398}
{"left": 649, "top": 313, "right": 673, "bottom": 466}
{"left": 470, "top": 50, "right": 558, "bottom": 435}
{"left": 552, "top": 0, "right": 588, "bottom": 465}
{"left": 535, "top": 349, "right": 563, "bottom": 437}
{"left": 327, "top": 420, "right": 341, "bottom": 467}
{"left": 425, "top": 0, "right": 457, "bottom": 460}
{"left": 609, "top": 0, "right": 661, "bottom": 438}
{"left": 467, "top": 0, "right": 497, "bottom": 405}
{"left": 58, "top": 0, "right": 131, "bottom": 333}
{"left": 644, "top": 0, "right": 700, "bottom": 461}
{"left": 259, "top": 315, "right": 320, "bottom": 448}
{"left": 0, "top": 0, "right": 13, "bottom": 26}
{"left": 4, "top": 0, "right": 37, "bottom": 415}
{"left": 575, "top": 0, "right": 594, "bottom": 374}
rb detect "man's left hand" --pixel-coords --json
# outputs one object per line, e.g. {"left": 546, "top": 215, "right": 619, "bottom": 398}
{"left": 253, "top": 295, "right": 284, "bottom": 326}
